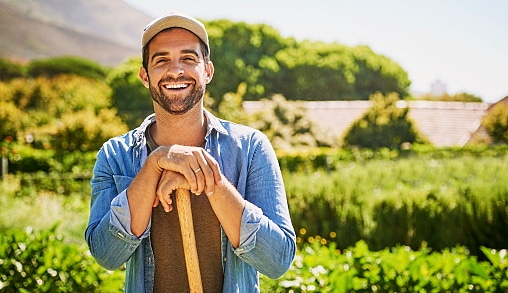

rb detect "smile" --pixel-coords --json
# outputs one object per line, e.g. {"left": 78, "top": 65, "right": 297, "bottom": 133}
{"left": 164, "top": 83, "right": 189, "bottom": 89}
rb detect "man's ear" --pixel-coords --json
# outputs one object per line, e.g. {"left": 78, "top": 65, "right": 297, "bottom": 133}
{"left": 138, "top": 66, "right": 149, "bottom": 88}
{"left": 205, "top": 61, "right": 214, "bottom": 84}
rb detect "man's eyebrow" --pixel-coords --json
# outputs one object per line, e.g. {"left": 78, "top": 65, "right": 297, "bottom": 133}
{"left": 150, "top": 51, "right": 169, "bottom": 62}
{"left": 181, "top": 49, "right": 201, "bottom": 58}
{"left": 150, "top": 49, "right": 201, "bottom": 62}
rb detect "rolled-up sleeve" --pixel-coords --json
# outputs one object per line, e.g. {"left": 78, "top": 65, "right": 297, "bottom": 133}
{"left": 234, "top": 201, "right": 263, "bottom": 254}
{"left": 229, "top": 134, "right": 296, "bottom": 279}
{"left": 110, "top": 190, "right": 151, "bottom": 239}
{"left": 85, "top": 141, "right": 147, "bottom": 270}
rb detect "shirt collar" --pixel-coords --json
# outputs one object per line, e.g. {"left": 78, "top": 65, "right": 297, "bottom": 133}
{"left": 203, "top": 109, "right": 228, "bottom": 136}
{"left": 135, "top": 110, "right": 228, "bottom": 143}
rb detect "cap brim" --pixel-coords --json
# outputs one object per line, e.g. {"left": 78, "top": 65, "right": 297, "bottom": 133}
{"left": 142, "top": 13, "right": 209, "bottom": 52}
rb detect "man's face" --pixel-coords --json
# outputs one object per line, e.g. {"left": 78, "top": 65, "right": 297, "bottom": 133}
{"left": 139, "top": 28, "right": 213, "bottom": 115}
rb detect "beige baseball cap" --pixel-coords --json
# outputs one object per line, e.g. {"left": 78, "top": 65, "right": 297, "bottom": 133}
{"left": 142, "top": 11, "right": 210, "bottom": 54}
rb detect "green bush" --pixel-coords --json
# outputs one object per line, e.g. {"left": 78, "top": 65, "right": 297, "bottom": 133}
{"left": 277, "top": 144, "right": 508, "bottom": 172}
{"left": 284, "top": 149, "right": 508, "bottom": 256}
{"left": 26, "top": 56, "right": 109, "bottom": 80}
{"left": 483, "top": 102, "right": 508, "bottom": 144}
{"left": 106, "top": 57, "right": 153, "bottom": 129}
{"left": 0, "top": 74, "right": 126, "bottom": 151}
{"left": 343, "top": 92, "right": 425, "bottom": 149}
{"left": 1, "top": 145, "right": 507, "bottom": 291}
{"left": 248, "top": 94, "right": 335, "bottom": 150}
{"left": 7, "top": 146, "right": 97, "bottom": 174}
{"left": 261, "top": 240, "right": 508, "bottom": 292}
{"left": 0, "top": 226, "right": 122, "bottom": 292}
{"left": 0, "top": 58, "right": 26, "bottom": 80}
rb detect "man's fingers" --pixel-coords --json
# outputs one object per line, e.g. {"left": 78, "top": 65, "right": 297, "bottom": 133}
{"left": 156, "top": 186, "right": 173, "bottom": 212}
{"left": 160, "top": 194, "right": 173, "bottom": 212}
{"left": 155, "top": 145, "right": 223, "bottom": 196}
{"left": 203, "top": 153, "right": 222, "bottom": 185}
{"left": 153, "top": 196, "right": 160, "bottom": 208}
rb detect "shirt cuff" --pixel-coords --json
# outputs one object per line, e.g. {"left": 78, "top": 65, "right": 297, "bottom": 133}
{"left": 110, "top": 190, "right": 151, "bottom": 239}
{"left": 234, "top": 201, "right": 263, "bottom": 254}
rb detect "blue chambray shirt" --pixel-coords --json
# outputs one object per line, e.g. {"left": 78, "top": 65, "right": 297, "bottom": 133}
{"left": 85, "top": 110, "right": 296, "bottom": 293}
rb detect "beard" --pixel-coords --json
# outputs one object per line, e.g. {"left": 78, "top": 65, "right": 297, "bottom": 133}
{"left": 149, "top": 76, "right": 205, "bottom": 115}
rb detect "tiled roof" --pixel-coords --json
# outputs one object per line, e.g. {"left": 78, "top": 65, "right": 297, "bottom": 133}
{"left": 243, "top": 100, "right": 492, "bottom": 147}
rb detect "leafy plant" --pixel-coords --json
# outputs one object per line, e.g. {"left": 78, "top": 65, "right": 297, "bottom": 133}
{"left": 0, "top": 226, "right": 122, "bottom": 292}
{"left": 483, "top": 102, "right": 508, "bottom": 144}
{"left": 261, "top": 240, "right": 508, "bottom": 292}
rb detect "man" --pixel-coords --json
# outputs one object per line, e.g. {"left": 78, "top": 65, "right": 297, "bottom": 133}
{"left": 85, "top": 11, "right": 296, "bottom": 292}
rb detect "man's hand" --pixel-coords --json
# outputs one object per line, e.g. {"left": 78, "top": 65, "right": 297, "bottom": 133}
{"left": 154, "top": 170, "right": 190, "bottom": 212}
{"left": 152, "top": 144, "right": 222, "bottom": 196}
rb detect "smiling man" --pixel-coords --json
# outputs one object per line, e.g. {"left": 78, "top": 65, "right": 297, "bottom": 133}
{"left": 85, "top": 11, "right": 296, "bottom": 293}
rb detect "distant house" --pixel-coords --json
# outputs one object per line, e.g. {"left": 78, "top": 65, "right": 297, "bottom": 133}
{"left": 243, "top": 99, "right": 503, "bottom": 147}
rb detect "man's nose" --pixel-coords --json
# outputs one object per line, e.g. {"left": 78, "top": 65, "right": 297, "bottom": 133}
{"left": 165, "top": 62, "right": 184, "bottom": 78}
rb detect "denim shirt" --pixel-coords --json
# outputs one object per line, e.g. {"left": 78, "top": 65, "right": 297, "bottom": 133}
{"left": 85, "top": 110, "right": 296, "bottom": 293}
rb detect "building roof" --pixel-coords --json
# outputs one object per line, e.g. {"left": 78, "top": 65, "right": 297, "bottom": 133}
{"left": 243, "top": 100, "right": 492, "bottom": 147}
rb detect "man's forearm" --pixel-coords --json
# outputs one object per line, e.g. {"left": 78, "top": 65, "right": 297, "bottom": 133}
{"left": 127, "top": 156, "right": 161, "bottom": 237}
{"left": 207, "top": 177, "right": 245, "bottom": 248}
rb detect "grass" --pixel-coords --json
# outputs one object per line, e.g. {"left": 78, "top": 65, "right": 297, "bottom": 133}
{"left": 0, "top": 175, "right": 89, "bottom": 245}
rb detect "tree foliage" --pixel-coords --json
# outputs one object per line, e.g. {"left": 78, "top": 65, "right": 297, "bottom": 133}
{"left": 1, "top": 18, "right": 494, "bottom": 154}
{"left": 0, "top": 102, "right": 23, "bottom": 142}
{"left": 203, "top": 20, "right": 411, "bottom": 105}
{"left": 106, "top": 57, "right": 153, "bottom": 128}
{"left": 0, "top": 58, "right": 26, "bottom": 80}
{"left": 419, "top": 92, "right": 483, "bottom": 102}
{"left": 483, "top": 101, "right": 508, "bottom": 144}
{"left": 204, "top": 82, "right": 249, "bottom": 125}
{"left": 343, "top": 92, "right": 426, "bottom": 149}
{"left": 248, "top": 94, "right": 336, "bottom": 150}
{"left": 205, "top": 19, "right": 288, "bottom": 109}
{"left": 270, "top": 42, "right": 410, "bottom": 101}
{"left": 0, "top": 74, "right": 127, "bottom": 151}
{"left": 53, "top": 108, "right": 128, "bottom": 151}
{"left": 26, "top": 56, "right": 109, "bottom": 80}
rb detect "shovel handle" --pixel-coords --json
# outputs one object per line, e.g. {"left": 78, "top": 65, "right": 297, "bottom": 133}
{"left": 175, "top": 189, "right": 203, "bottom": 293}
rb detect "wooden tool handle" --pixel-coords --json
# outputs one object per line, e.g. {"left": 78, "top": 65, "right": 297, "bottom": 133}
{"left": 175, "top": 189, "right": 203, "bottom": 293}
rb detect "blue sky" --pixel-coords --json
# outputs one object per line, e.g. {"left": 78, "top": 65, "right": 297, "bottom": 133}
{"left": 124, "top": 0, "right": 507, "bottom": 103}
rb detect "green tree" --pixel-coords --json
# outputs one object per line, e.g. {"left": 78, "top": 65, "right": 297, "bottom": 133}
{"left": 52, "top": 108, "right": 128, "bottom": 151}
{"left": 265, "top": 41, "right": 410, "bottom": 101}
{"left": 269, "top": 41, "right": 356, "bottom": 101}
{"left": 107, "top": 57, "right": 153, "bottom": 128}
{"left": 0, "top": 101, "right": 22, "bottom": 141}
{"left": 0, "top": 74, "right": 126, "bottom": 150}
{"left": 205, "top": 19, "right": 286, "bottom": 109}
{"left": 343, "top": 92, "right": 425, "bottom": 149}
{"left": 27, "top": 56, "right": 109, "bottom": 80}
{"left": 0, "top": 58, "right": 26, "bottom": 80}
{"left": 248, "top": 94, "right": 335, "bottom": 150}
{"left": 483, "top": 101, "right": 508, "bottom": 144}
{"left": 205, "top": 82, "right": 249, "bottom": 124}
{"left": 419, "top": 92, "right": 483, "bottom": 102}
{"left": 2, "top": 75, "right": 112, "bottom": 115}
{"left": 352, "top": 45, "right": 411, "bottom": 100}
{"left": 101, "top": 20, "right": 412, "bottom": 117}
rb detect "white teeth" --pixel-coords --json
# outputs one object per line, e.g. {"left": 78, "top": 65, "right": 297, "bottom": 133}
{"left": 165, "top": 83, "right": 187, "bottom": 89}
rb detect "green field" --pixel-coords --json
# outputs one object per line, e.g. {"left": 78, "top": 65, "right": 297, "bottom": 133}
{"left": 1, "top": 148, "right": 507, "bottom": 291}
